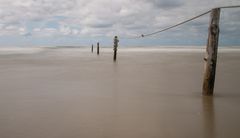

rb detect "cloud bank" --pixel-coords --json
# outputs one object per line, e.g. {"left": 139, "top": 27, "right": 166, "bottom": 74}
{"left": 0, "top": 0, "right": 240, "bottom": 46}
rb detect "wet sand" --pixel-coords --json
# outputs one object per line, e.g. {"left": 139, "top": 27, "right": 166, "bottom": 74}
{"left": 0, "top": 47, "right": 240, "bottom": 138}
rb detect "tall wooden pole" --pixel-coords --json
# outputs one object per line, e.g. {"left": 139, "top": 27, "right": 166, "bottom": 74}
{"left": 91, "top": 44, "right": 93, "bottom": 53}
{"left": 202, "top": 8, "right": 221, "bottom": 96}
{"left": 97, "top": 42, "right": 99, "bottom": 55}
{"left": 113, "top": 36, "right": 119, "bottom": 61}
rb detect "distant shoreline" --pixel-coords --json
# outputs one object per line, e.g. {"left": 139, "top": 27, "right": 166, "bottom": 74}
{"left": 0, "top": 45, "right": 240, "bottom": 48}
{"left": 0, "top": 46, "right": 240, "bottom": 55}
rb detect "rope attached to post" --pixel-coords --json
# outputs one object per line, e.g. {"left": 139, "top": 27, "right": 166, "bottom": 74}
{"left": 119, "top": 5, "right": 240, "bottom": 39}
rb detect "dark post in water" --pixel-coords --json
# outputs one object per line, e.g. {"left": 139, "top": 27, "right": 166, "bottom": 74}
{"left": 91, "top": 44, "right": 93, "bottom": 53}
{"left": 97, "top": 42, "right": 100, "bottom": 55}
{"left": 202, "top": 8, "right": 221, "bottom": 96}
{"left": 113, "top": 36, "right": 119, "bottom": 61}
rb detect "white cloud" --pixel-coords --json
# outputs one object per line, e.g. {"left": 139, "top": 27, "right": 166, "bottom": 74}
{"left": 0, "top": 24, "right": 27, "bottom": 36}
{"left": 33, "top": 28, "right": 41, "bottom": 32}
{"left": 59, "top": 25, "right": 72, "bottom": 35}
{"left": 32, "top": 27, "right": 58, "bottom": 37}
{"left": 72, "top": 29, "right": 79, "bottom": 35}
{"left": 0, "top": 0, "right": 239, "bottom": 39}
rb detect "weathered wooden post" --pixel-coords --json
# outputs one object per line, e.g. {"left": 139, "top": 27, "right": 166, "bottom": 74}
{"left": 91, "top": 44, "right": 93, "bottom": 53}
{"left": 113, "top": 36, "right": 119, "bottom": 61}
{"left": 97, "top": 42, "right": 99, "bottom": 55}
{"left": 202, "top": 8, "right": 221, "bottom": 96}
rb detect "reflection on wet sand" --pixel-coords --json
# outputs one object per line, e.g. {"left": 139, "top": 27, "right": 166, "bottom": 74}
{"left": 202, "top": 96, "right": 215, "bottom": 138}
{"left": 1, "top": 48, "right": 240, "bottom": 138}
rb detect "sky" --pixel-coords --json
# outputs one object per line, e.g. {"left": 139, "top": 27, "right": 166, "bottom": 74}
{"left": 0, "top": 0, "right": 240, "bottom": 47}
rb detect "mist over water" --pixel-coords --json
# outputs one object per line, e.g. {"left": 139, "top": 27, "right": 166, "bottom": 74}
{"left": 0, "top": 47, "right": 240, "bottom": 138}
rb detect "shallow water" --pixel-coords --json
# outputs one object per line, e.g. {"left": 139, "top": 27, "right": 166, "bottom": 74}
{"left": 0, "top": 47, "right": 240, "bottom": 138}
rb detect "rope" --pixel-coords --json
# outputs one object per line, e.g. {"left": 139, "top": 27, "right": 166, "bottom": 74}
{"left": 119, "top": 5, "right": 240, "bottom": 39}
{"left": 219, "top": 5, "right": 240, "bottom": 9}
{"left": 142, "top": 10, "right": 211, "bottom": 38}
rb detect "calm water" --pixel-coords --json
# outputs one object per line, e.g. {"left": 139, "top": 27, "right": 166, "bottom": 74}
{"left": 0, "top": 47, "right": 240, "bottom": 138}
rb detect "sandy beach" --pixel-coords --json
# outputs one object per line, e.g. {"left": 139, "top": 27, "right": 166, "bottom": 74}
{"left": 0, "top": 47, "right": 240, "bottom": 138}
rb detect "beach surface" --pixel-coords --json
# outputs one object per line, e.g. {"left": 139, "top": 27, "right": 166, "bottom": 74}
{"left": 0, "top": 47, "right": 240, "bottom": 138}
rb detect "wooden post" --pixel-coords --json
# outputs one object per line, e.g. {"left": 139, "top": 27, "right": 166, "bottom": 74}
{"left": 113, "top": 36, "right": 119, "bottom": 61}
{"left": 202, "top": 8, "right": 221, "bottom": 96}
{"left": 91, "top": 44, "right": 93, "bottom": 53}
{"left": 97, "top": 42, "right": 99, "bottom": 55}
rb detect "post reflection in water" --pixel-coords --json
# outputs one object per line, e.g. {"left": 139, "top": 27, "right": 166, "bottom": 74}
{"left": 111, "top": 62, "right": 119, "bottom": 137}
{"left": 202, "top": 96, "right": 216, "bottom": 138}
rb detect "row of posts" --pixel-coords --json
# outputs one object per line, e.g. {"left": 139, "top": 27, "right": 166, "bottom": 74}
{"left": 89, "top": 8, "right": 220, "bottom": 96}
{"left": 91, "top": 36, "right": 119, "bottom": 62}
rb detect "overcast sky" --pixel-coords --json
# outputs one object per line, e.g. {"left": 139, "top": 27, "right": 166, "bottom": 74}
{"left": 0, "top": 0, "right": 240, "bottom": 47}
